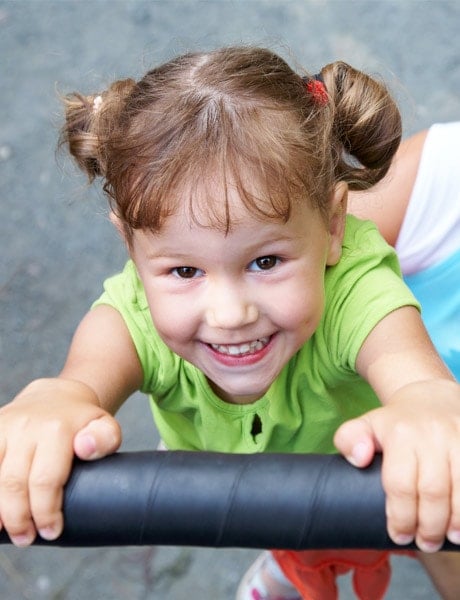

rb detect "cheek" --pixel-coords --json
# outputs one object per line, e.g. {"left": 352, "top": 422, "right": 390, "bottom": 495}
{"left": 145, "top": 292, "right": 195, "bottom": 347}
{"left": 272, "top": 279, "right": 325, "bottom": 332}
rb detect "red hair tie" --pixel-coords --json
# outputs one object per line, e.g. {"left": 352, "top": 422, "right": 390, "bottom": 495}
{"left": 304, "top": 74, "right": 328, "bottom": 106}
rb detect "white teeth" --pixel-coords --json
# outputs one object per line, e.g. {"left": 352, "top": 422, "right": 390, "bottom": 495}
{"left": 210, "top": 337, "right": 270, "bottom": 356}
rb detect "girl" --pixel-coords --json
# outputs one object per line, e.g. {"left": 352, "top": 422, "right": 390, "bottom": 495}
{"left": 2, "top": 47, "right": 460, "bottom": 599}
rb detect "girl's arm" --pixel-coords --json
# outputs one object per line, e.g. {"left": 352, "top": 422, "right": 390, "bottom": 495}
{"left": 0, "top": 304, "right": 143, "bottom": 547}
{"left": 347, "top": 129, "right": 428, "bottom": 245}
{"left": 334, "top": 306, "right": 460, "bottom": 553}
{"left": 60, "top": 304, "right": 143, "bottom": 416}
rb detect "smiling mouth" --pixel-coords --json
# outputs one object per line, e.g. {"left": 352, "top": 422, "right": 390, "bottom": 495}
{"left": 209, "top": 336, "right": 271, "bottom": 357}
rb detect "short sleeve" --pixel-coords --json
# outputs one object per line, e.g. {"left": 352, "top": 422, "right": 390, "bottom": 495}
{"left": 92, "top": 260, "right": 179, "bottom": 393}
{"left": 321, "top": 217, "right": 420, "bottom": 373}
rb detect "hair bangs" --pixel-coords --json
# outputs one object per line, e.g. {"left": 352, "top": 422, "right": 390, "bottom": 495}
{"left": 104, "top": 61, "right": 324, "bottom": 237}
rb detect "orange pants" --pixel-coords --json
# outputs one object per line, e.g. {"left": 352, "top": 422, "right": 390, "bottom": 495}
{"left": 272, "top": 549, "right": 416, "bottom": 600}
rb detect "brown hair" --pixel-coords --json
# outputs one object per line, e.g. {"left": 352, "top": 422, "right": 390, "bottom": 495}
{"left": 59, "top": 46, "right": 401, "bottom": 238}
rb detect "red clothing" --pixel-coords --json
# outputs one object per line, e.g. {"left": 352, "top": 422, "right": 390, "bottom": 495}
{"left": 272, "top": 549, "right": 416, "bottom": 600}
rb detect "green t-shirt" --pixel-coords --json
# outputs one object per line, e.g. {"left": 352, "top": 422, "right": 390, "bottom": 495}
{"left": 93, "top": 216, "right": 419, "bottom": 454}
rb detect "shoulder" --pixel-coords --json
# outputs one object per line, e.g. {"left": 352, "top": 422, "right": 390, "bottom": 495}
{"left": 319, "top": 216, "right": 419, "bottom": 370}
{"left": 94, "top": 260, "right": 148, "bottom": 309}
{"left": 93, "top": 260, "right": 183, "bottom": 392}
{"left": 325, "top": 215, "right": 409, "bottom": 317}
{"left": 337, "top": 215, "right": 401, "bottom": 273}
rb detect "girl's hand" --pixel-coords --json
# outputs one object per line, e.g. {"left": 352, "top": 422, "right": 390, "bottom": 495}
{"left": 0, "top": 377, "right": 121, "bottom": 547}
{"left": 334, "top": 379, "right": 460, "bottom": 553}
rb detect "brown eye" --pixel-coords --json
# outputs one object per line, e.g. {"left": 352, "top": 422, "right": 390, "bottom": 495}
{"left": 173, "top": 266, "right": 199, "bottom": 278}
{"left": 254, "top": 255, "right": 278, "bottom": 270}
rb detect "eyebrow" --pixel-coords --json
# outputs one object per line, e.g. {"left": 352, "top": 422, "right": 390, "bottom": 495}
{"left": 148, "top": 234, "right": 298, "bottom": 258}
{"left": 145, "top": 250, "right": 193, "bottom": 261}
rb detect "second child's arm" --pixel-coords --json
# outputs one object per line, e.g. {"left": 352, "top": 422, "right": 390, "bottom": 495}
{"left": 0, "top": 304, "right": 143, "bottom": 546}
{"left": 347, "top": 129, "right": 428, "bottom": 246}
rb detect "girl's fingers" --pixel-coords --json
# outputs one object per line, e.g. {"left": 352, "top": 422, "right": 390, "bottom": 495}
{"left": 348, "top": 400, "right": 460, "bottom": 552}
{"left": 0, "top": 443, "right": 36, "bottom": 546}
{"left": 381, "top": 442, "right": 417, "bottom": 547}
{"left": 414, "top": 448, "right": 450, "bottom": 552}
{"left": 333, "top": 416, "right": 378, "bottom": 468}
{"left": 0, "top": 380, "right": 117, "bottom": 548}
{"left": 383, "top": 437, "right": 453, "bottom": 552}
{"left": 73, "top": 415, "right": 122, "bottom": 460}
{"left": 447, "top": 448, "right": 460, "bottom": 546}
{"left": 28, "top": 439, "right": 76, "bottom": 541}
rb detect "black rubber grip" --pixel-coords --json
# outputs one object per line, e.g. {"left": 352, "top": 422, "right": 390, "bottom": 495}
{"left": 0, "top": 451, "right": 456, "bottom": 550}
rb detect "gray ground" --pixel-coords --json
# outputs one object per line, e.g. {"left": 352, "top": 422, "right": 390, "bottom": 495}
{"left": 1, "top": 1, "right": 460, "bottom": 598}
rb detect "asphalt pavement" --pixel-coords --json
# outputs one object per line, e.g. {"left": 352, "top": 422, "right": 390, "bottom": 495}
{"left": 1, "top": 1, "right": 460, "bottom": 598}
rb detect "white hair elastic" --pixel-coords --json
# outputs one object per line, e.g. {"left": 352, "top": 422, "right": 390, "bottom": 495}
{"left": 93, "top": 95, "right": 103, "bottom": 112}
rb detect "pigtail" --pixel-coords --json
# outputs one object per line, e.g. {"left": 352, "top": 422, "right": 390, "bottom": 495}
{"left": 59, "top": 79, "right": 136, "bottom": 181}
{"left": 321, "top": 62, "right": 402, "bottom": 190}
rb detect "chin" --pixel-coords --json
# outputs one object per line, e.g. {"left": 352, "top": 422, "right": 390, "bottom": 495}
{"left": 217, "top": 381, "right": 271, "bottom": 404}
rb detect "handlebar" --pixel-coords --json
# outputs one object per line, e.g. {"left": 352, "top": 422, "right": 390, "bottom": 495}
{"left": 0, "top": 451, "right": 456, "bottom": 550}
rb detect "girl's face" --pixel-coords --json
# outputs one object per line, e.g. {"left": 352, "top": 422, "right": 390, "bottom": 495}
{"left": 129, "top": 185, "right": 346, "bottom": 405}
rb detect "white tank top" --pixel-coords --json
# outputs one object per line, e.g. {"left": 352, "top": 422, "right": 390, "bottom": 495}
{"left": 395, "top": 122, "right": 460, "bottom": 275}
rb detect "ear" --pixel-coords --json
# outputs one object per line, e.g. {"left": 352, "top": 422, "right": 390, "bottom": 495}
{"left": 326, "top": 182, "right": 348, "bottom": 266}
{"left": 109, "top": 211, "right": 129, "bottom": 244}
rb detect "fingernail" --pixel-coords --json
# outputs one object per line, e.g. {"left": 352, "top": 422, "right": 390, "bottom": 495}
{"left": 447, "top": 530, "right": 460, "bottom": 545}
{"left": 11, "top": 533, "right": 35, "bottom": 547}
{"left": 348, "top": 442, "right": 368, "bottom": 467}
{"left": 38, "top": 526, "right": 60, "bottom": 541}
{"left": 393, "top": 534, "right": 414, "bottom": 546}
{"left": 77, "top": 433, "right": 98, "bottom": 458}
{"left": 417, "top": 540, "right": 443, "bottom": 553}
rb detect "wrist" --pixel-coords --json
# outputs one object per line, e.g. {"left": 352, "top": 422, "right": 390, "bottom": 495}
{"left": 17, "top": 377, "right": 101, "bottom": 407}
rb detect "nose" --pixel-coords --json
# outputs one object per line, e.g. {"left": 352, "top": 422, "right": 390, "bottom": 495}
{"left": 205, "top": 279, "right": 259, "bottom": 329}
